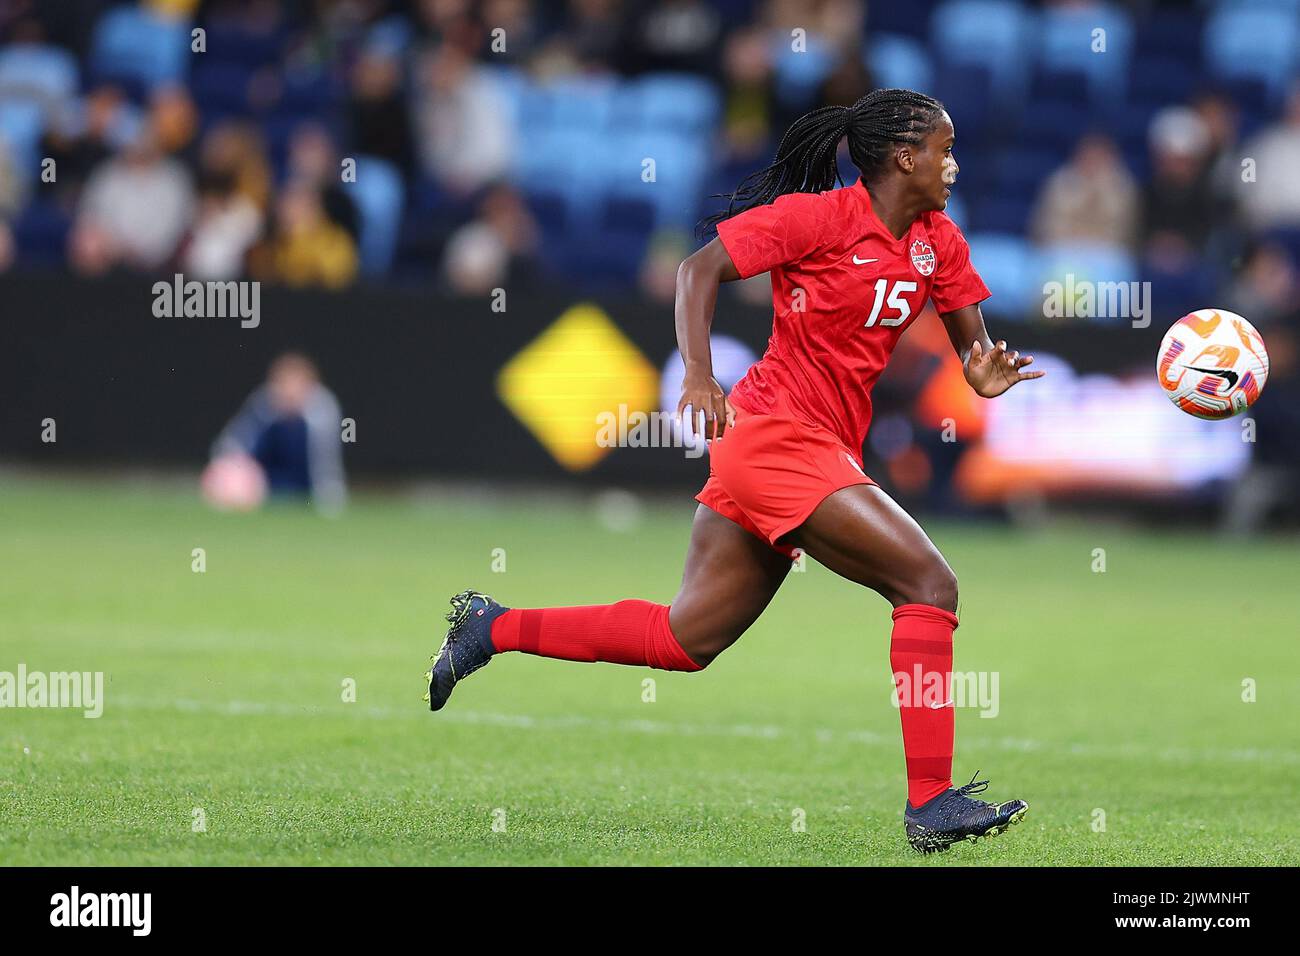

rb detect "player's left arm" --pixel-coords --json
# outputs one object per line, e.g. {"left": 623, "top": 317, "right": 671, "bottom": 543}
{"left": 939, "top": 303, "right": 1045, "bottom": 398}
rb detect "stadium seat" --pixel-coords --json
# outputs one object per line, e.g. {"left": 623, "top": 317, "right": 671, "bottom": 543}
{"left": 966, "top": 233, "right": 1041, "bottom": 318}
{"left": 346, "top": 156, "right": 406, "bottom": 276}
{"left": 201, "top": 20, "right": 288, "bottom": 69}
{"left": 189, "top": 60, "right": 255, "bottom": 116}
{"left": 971, "top": 195, "right": 1035, "bottom": 235}
{"left": 867, "top": 34, "right": 934, "bottom": 94}
{"left": 1203, "top": 7, "right": 1300, "bottom": 101}
{"left": 769, "top": 31, "right": 840, "bottom": 108}
{"left": 10, "top": 196, "right": 71, "bottom": 268}
{"left": 0, "top": 99, "right": 44, "bottom": 175}
{"left": 601, "top": 131, "right": 709, "bottom": 228}
{"left": 934, "top": 62, "right": 998, "bottom": 142}
{"left": 632, "top": 74, "right": 721, "bottom": 132}
{"left": 930, "top": 0, "right": 1036, "bottom": 100}
{"left": 0, "top": 45, "right": 79, "bottom": 109}
{"left": 546, "top": 75, "right": 617, "bottom": 131}
{"left": 90, "top": 6, "right": 192, "bottom": 92}
{"left": 1037, "top": 3, "right": 1134, "bottom": 104}
{"left": 866, "top": 0, "right": 935, "bottom": 39}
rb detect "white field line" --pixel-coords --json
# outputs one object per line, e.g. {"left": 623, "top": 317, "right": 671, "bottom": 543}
{"left": 102, "top": 694, "right": 1300, "bottom": 767}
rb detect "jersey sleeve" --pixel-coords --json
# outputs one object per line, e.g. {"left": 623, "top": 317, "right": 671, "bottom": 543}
{"left": 715, "top": 191, "right": 831, "bottom": 279}
{"left": 929, "top": 216, "right": 991, "bottom": 314}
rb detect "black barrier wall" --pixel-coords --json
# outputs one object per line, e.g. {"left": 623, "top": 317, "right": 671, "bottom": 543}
{"left": 1, "top": 273, "right": 1170, "bottom": 488}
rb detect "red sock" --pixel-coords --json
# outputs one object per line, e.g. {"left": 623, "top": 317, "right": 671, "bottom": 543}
{"left": 890, "top": 603, "right": 959, "bottom": 807}
{"left": 489, "top": 600, "right": 702, "bottom": 671}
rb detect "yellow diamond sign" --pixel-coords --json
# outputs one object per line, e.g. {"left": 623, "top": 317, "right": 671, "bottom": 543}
{"left": 497, "top": 303, "right": 660, "bottom": 471}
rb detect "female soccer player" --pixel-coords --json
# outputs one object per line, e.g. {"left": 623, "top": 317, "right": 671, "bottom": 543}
{"left": 425, "top": 88, "right": 1043, "bottom": 853}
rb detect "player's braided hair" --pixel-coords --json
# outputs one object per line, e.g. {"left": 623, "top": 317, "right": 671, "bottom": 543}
{"left": 700, "top": 88, "right": 945, "bottom": 235}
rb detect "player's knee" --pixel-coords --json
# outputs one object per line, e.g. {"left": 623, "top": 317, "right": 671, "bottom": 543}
{"left": 676, "top": 633, "right": 728, "bottom": 670}
{"left": 901, "top": 563, "right": 958, "bottom": 613}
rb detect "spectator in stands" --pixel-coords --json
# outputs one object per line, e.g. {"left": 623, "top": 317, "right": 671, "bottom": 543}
{"left": 442, "top": 182, "right": 538, "bottom": 294}
{"left": 147, "top": 84, "right": 199, "bottom": 163}
{"left": 718, "top": 26, "right": 777, "bottom": 160}
{"left": 41, "top": 85, "right": 138, "bottom": 211}
{"left": 1192, "top": 90, "right": 1243, "bottom": 213}
{"left": 617, "top": 0, "right": 724, "bottom": 76}
{"left": 1237, "top": 84, "right": 1300, "bottom": 232}
{"left": 286, "top": 123, "right": 359, "bottom": 241}
{"left": 180, "top": 122, "right": 270, "bottom": 279}
{"left": 249, "top": 180, "right": 358, "bottom": 289}
{"left": 1226, "top": 242, "right": 1297, "bottom": 328}
{"left": 1140, "top": 106, "right": 1216, "bottom": 265}
{"left": 205, "top": 352, "right": 347, "bottom": 515}
{"left": 1030, "top": 133, "right": 1139, "bottom": 250}
{"left": 411, "top": 39, "right": 513, "bottom": 196}
{"left": 565, "top": 0, "right": 622, "bottom": 71}
{"left": 68, "top": 124, "right": 194, "bottom": 274}
{"left": 348, "top": 44, "right": 416, "bottom": 177}
{"left": 480, "top": 0, "right": 546, "bottom": 64}
{"left": 639, "top": 230, "right": 691, "bottom": 304}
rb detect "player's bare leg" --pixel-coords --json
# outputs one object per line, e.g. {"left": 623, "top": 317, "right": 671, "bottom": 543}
{"left": 425, "top": 504, "right": 791, "bottom": 709}
{"left": 667, "top": 504, "right": 793, "bottom": 665}
{"left": 785, "top": 483, "right": 1029, "bottom": 853}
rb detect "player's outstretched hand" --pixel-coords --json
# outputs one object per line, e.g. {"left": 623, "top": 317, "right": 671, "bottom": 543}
{"left": 677, "top": 372, "right": 736, "bottom": 442}
{"left": 964, "top": 339, "right": 1046, "bottom": 398}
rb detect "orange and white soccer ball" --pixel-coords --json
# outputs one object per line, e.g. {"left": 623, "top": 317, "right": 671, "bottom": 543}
{"left": 1156, "top": 309, "right": 1269, "bottom": 419}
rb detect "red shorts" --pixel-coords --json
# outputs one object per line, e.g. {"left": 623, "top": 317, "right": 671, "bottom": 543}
{"left": 694, "top": 404, "right": 876, "bottom": 559}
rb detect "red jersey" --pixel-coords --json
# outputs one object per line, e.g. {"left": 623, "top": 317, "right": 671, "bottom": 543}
{"left": 715, "top": 179, "right": 989, "bottom": 451}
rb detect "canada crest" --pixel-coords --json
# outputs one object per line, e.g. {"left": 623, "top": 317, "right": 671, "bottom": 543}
{"left": 910, "top": 238, "right": 936, "bottom": 276}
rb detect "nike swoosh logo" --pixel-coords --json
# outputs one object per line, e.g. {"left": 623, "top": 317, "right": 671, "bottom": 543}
{"left": 852, "top": 256, "right": 878, "bottom": 265}
{"left": 1183, "top": 364, "right": 1239, "bottom": 388}
{"left": 928, "top": 699, "right": 954, "bottom": 709}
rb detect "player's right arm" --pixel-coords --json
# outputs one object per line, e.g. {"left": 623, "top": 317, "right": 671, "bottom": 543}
{"left": 675, "top": 238, "right": 741, "bottom": 442}
{"left": 675, "top": 192, "right": 830, "bottom": 442}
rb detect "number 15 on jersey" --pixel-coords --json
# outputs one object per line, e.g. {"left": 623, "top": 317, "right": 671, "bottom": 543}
{"left": 864, "top": 279, "right": 919, "bottom": 328}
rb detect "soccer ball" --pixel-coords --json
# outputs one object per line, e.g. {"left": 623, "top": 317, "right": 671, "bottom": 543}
{"left": 1156, "top": 309, "right": 1269, "bottom": 420}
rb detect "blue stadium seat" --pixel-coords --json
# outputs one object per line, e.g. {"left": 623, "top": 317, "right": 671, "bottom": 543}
{"left": 10, "top": 196, "right": 71, "bottom": 267}
{"left": 201, "top": 21, "right": 287, "bottom": 68}
{"left": 769, "top": 32, "right": 840, "bottom": 108}
{"left": 0, "top": 99, "right": 44, "bottom": 174}
{"left": 966, "top": 233, "right": 1041, "bottom": 318}
{"left": 345, "top": 156, "right": 405, "bottom": 276}
{"left": 632, "top": 74, "right": 720, "bottom": 132}
{"left": 930, "top": 0, "right": 1036, "bottom": 100}
{"left": 866, "top": 0, "right": 935, "bottom": 39}
{"left": 0, "top": 45, "right": 79, "bottom": 108}
{"left": 935, "top": 63, "right": 997, "bottom": 141}
{"left": 90, "top": 6, "right": 192, "bottom": 92}
{"left": 971, "top": 195, "right": 1034, "bottom": 237}
{"left": 603, "top": 132, "right": 709, "bottom": 228}
{"left": 546, "top": 76, "right": 617, "bottom": 130}
{"left": 1037, "top": 3, "right": 1134, "bottom": 104}
{"left": 1127, "top": 55, "right": 1195, "bottom": 108}
{"left": 189, "top": 60, "right": 254, "bottom": 116}
{"left": 1203, "top": 7, "right": 1300, "bottom": 101}
{"left": 867, "top": 33, "right": 934, "bottom": 94}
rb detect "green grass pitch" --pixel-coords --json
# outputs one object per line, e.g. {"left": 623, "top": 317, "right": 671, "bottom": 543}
{"left": 1, "top": 475, "right": 1296, "bottom": 866}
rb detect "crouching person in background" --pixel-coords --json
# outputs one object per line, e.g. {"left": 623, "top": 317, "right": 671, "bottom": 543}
{"left": 202, "top": 353, "right": 347, "bottom": 515}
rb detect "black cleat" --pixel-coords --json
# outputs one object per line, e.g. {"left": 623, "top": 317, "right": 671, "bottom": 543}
{"left": 903, "top": 772, "right": 1029, "bottom": 854}
{"left": 424, "top": 590, "right": 509, "bottom": 712}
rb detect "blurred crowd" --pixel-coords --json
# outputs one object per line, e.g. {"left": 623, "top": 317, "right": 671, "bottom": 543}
{"left": 0, "top": 0, "right": 1297, "bottom": 331}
